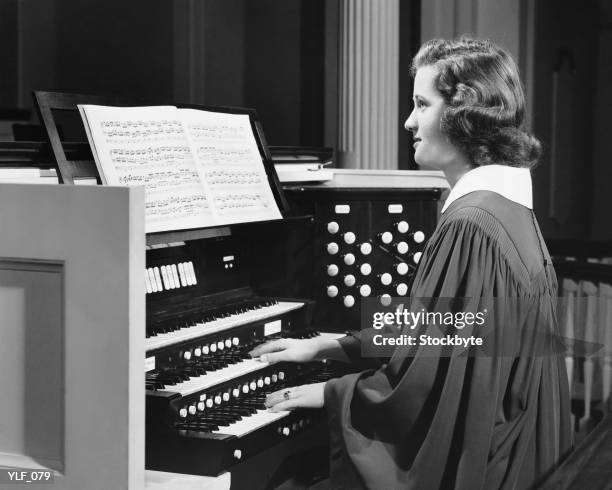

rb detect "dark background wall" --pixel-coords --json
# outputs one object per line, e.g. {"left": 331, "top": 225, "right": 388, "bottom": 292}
{"left": 1, "top": 0, "right": 611, "bottom": 240}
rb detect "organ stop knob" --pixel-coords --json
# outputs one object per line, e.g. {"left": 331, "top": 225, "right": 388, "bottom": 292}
{"left": 395, "top": 262, "right": 409, "bottom": 275}
{"left": 343, "top": 295, "right": 355, "bottom": 308}
{"left": 327, "top": 264, "right": 339, "bottom": 276}
{"left": 359, "top": 242, "right": 373, "bottom": 255}
{"left": 412, "top": 231, "right": 425, "bottom": 243}
{"left": 379, "top": 232, "right": 393, "bottom": 244}
{"left": 326, "top": 242, "right": 339, "bottom": 255}
{"left": 327, "top": 285, "right": 339, "bottom": 298}
{"left": 327, "top": 221, "right": 339, "bottom": 234}
{"left": 343, "top": 232, "right": 356, "bottom": 244}
{"left": 359, "top": 263, "right": 372, "bottom": 275}
{"left": 396, "top": 221, "right": 409, "bottom": 233}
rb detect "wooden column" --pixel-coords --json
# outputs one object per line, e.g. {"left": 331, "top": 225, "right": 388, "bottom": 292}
{"left": 337, "top": 0, "right": 399, "bottom": 169}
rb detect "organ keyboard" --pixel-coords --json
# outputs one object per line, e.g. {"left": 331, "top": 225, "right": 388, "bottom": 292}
{"left": 144, "top": 234, "right": 350, "bottom": 485}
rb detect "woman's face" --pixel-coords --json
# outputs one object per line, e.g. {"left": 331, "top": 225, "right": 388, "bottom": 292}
{"left": 405, "top": 66, "right": 463, "bottom": 170}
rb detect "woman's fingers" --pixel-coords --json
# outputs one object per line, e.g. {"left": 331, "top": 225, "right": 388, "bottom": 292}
{"left": 266, "top": 386, "right": 302, "bottom": 411}
{"left": 265, "top": 383, "right": 325, "bottom": 411}
{"left": 249, "top": 339, "right": 287, "bottom": 358}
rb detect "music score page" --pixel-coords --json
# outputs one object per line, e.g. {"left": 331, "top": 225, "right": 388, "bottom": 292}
{"left": 79, "top": 105, "right": 282, "bottom": 233}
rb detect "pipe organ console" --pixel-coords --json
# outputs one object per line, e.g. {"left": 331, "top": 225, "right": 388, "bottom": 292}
{"left": 27, "top": 93, "right": 446, "bottom": 488}
{"left": 141, "top": 181, "right": 443, "bottom": 488}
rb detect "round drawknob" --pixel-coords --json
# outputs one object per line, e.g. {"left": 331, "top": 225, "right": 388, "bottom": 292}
{"left": 197, "top": 401, "right": 205, "bottom": 411}
{"left": 217, "top": 341, "right": 224, "bottom": 350}
{"left": 225, "top": 338, "right": 232, "bottom": 348}
{"left": 395, "top": 242, "right": 409, "bottom": 254}
{"left": 257, "top": 378, "right": 264, "bottom": 388}
{"left": 343, "top": 232, "right": 356, "bottom": 244}
{"left": 249, "top": 381, "right": 257, "bottom": 391}
{"left": 210, "top": 343, "right": 217, "bottom": 353}
{"left": 412, "top": 231, "right": 425, "bottom": 243}
{"left": 343, "top": 295, "right": 355, "bottom": 308}
{"left": 344, "top": 274, "right": 356, "bottom": 287}
{"left": 396, "top": 221, "right": 409, "bottom": 233}
{"left": 359, "top": 263, "right": 372, "bottom": 276}
{"left": 278, "top": 371, "right": 285, "bottom": 380}
{"left": 202, "top": 345, "right": 210, "bottom": 355}
{"left": 233, "top": 449, "right": 242, "bottom": 460}
{"left": 395, "top": 262, "right": 409, "bottom": 275}
{"left": 396, "top": 283, "right": 408, "bottom": 296}
{"left": 223, "top": 392, "right": 230, "bottom": 402}
{"left": 327, "top": 221, "right": 339, "bottom": 234}
{"left": 359, "top": 284, "right": 372, "bottom": 297}
{"left": 327, "top": 264, "right": 339, "bottom": 277}
{"left": 271, "top": 374, "right": 278, "bottom": 383}
{"left": 179, "top": 408, "right": 188, "bottom": 418}
{"left": 413, "top": 251, "right": 422, "bottom": 264}
{"left": 380, "top": 294, "right": 392, "bottom": 306}
{"left": 194, "top": 347, "right": 202, "bottom": 357}
{"left": 379, "top": 232, "right": 393, "bottom": 244}
{"left": 380, "top": 273, "right": 392, "bottom": 286}
{"left": 242, "top": 384, "right": 249, "bottom": 394}
{"left": 232, "top": 337, "right": 239, "bottom": 346}
{"left": 214, "top": 395, "right": 222, "bottom": 405}
{"left": 282, "top": 427, "right": 290, "bottom": 436}
{"left": 264, "top": 376, "right": 271, "bottom": 385}
{"left": 206, "top": 399, "right": 214, "bottom": 408}
{"left": 326, "top": 242, "right": 339, "bottom": 255}
{"left": 327, "top": 285, "right": 339, "bottom": 298}
{"left": 232, "top": 388, "right": 240, "bottom": 398}
{"left": 188, "top": 405, "right": 196, "bottom": 415}
{"left": 343, "top": 253, "right": 356, "bottom": 266}
{"left": 183, "top": 351, "right": 191, "bottom": 361}
{"left": 359, "top": 243, "right": 373, "bottom": 255}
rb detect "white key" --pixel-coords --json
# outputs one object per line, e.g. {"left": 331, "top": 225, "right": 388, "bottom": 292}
{"left": 213, "top": 409, "right": 290, "bottom": 437}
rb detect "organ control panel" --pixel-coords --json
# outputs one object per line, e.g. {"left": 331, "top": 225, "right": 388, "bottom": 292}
{"left": 284, "top": 174, "right": 443, "bottom": 332}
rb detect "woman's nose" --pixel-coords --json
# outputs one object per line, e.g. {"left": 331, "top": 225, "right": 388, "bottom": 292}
{"left": 404, "top": 109, "right": 417, "bottom": 132}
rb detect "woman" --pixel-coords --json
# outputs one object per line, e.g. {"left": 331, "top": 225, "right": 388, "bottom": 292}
{"left": 251, "top": 38, "right": 571, "bottom": 489}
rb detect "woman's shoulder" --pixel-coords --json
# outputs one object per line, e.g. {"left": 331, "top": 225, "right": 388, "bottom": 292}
{"left": 438, "top": 191, "right": 547, "bottom": 281}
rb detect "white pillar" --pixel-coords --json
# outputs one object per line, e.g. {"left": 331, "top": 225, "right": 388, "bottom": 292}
{"left": 337, "top": 0, "right": 399, "bottom": 169}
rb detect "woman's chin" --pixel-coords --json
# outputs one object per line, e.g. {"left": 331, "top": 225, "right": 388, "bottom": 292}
{"left": 414, "top": 158, "right": 437, "bottom": 170}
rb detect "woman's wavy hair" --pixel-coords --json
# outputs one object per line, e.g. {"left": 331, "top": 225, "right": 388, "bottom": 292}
{"left": 411, "top": 37, "right": 541, "bottom": 168}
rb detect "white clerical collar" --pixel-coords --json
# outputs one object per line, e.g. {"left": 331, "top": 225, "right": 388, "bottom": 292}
{"left": 441, "top": 164, "right": 532, "bottom": 213}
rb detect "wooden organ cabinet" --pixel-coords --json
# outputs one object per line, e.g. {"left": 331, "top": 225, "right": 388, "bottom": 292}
{"left": 0, "top": 93, "right": 445, "bottom": 489}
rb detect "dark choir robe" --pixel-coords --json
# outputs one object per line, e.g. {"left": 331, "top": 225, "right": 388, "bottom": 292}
{"left": 324, "top": 190, "right": 572, "bottom": 489}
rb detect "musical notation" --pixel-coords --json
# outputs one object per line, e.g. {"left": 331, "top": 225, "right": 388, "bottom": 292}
{"left": 79, "top": 104, "right": 282, "bottom": 232}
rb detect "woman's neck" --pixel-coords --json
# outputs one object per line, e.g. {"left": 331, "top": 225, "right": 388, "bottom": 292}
{"left": 444, "top": 160, "right": 475, "bottom": 188}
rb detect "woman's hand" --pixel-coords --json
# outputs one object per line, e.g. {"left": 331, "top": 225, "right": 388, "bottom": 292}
{"left": 265, "top": 382, "right": 326, "bottom": 412}
{"left": 249, "top": 338, "right": 320, "bottom": 364}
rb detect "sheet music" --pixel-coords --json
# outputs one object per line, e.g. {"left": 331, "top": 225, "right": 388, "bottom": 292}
{"left": 180, "top": 109, "right": 282, "bottom": 224}
{"left": 79, "top": 105, "right": 213, "bottom": 233}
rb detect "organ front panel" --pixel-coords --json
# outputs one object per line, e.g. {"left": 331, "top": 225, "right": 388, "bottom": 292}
{"left": 142, "top": 228, "right": 351, "bottom": 487}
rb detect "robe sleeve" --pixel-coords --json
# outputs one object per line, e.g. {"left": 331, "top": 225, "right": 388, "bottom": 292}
{"left": 323, "top": 206, "right": 571, "bottom": 490}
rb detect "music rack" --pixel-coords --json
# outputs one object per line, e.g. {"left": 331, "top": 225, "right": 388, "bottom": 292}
{"left": 33, "top": 91, "right": 290, "bottom": 226}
